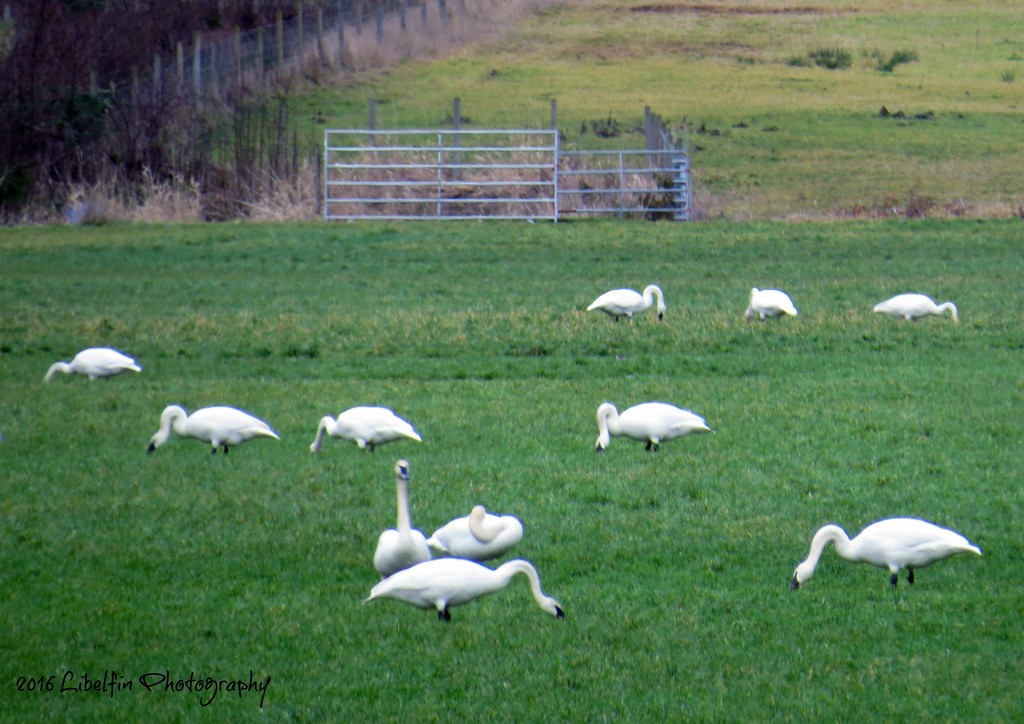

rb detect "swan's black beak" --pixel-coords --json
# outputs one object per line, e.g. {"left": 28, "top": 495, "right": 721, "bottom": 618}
{"left": 146, "top": 442, "right": 156, "bottom": 455}
{"left": 554, "top": 606, "right": 565, "bottom": 619}
{"left": 595, "top": 445, "right": 604, "bottom": 454}
{"left": 658, "top": 312, "right": 664, "bottom": 320}
{"left": 789, "top": 575, "right": 800, "bottom": 591}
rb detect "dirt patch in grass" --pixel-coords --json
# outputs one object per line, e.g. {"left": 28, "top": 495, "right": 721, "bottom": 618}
{"left": 630, "top": 4, "right": 841, "bottom": 15}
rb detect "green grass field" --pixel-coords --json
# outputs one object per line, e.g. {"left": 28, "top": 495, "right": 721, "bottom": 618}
{"left": 295, "top": 0, "right": 1024, "bottom": 219}
{"left": 1, "top": 218, "right": 1021, "bottom": 720}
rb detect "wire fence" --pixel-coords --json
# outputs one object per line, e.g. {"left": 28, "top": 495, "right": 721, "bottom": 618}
{"left": 116, "top": 0, "right": 509, "bottom": 108}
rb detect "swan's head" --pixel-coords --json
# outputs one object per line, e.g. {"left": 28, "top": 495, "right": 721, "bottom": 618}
{"left": 744, "top": 288, "right": 760, "bottom": 319}
{"left": 543, "top": 597, "right": 566, "bottom": 619}
{"left": 469, "top": 505, "right": 487, "bottom": 522}
{"left": 595, "top": 402, "right": 616, "bottom": 452}
{"left": 395, "top": 459, "right": 410, "bottom": 481}
{"left": 790, "top": 561, "right": 815, "bottom": 590}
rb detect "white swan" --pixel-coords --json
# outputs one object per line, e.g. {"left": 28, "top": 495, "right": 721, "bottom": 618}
{"left": 873, "top": 293, "right": 959, "bottom": 322}
{"left": 147, "top": 405, "right": 280, "bottom": 455}
{"left": 427, "top": 506, "right": 524, "bottom": 561}
{"left": 45, "top": 347, "right": 141, "bottom": 381}
{"left": 595, "top": 401, "right": 712, "bottom": 452}
{"left": 373, "top": 459, "right": 431, "bottom": 579}
{"left": 745, "top": 288, "right": 798, "bottom": 319}
{"left": 365, "top": 558, "right": 564, "bottom": 622}
{"left": 310, "top": 406, "right": 422, "bottom": 452}
{"left": 791, "top": 517, "right": 981, "bottom": 590}
{"left": 586, "top": 284, "right": 666, "bottom": 321}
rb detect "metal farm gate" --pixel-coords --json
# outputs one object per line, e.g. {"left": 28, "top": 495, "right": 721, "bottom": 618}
{"left": 323, "top": 128, "right": 691, "bottom": 221}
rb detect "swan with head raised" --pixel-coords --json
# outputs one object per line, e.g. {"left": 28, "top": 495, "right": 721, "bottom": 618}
{"left": 427, "top": 505, "right": 524, "bottom": 561}
{"left": 745, "top": 288, "right": 798, "bottom": 320}
{"left": 373, "top": 459, "right": 431, "bottom": 578}
{"left": 791, "top": 517, "right": 981, "bottom": 590}
{"left": 310, "top": 406, "right": 421, "bottom": 453}
{"left": 365, "top": 557, "right": 564, "bottom": 622}
{"left": 586, "top": 284, "right": 666, "bottom": 321}
{"left": 147, "top": 405, "right": 279, "bottom": 455}
{"left": 595, "top": 401, "right": 712, "bottom": 453}
{"left": 873, "top": 293, "right": 958, "bottom": 322}
{"left": 45, "top": 347, "right": 141, "bottom": 381}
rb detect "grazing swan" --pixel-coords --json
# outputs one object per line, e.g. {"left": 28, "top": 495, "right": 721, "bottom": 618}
{"left": 745, "top": 288, "right": 798, "bottom": 320}
{"left": 427, "top": 506, "right": 524, "bottom": 561}
{"left": 791, "top": 517, "right": 981, "bottom": 590}
{"left": 873, "top": 293, "right": 959, "bottom": 322}
{"left": 45, "top": 347, "right": 141, "bottom": 381}
{"left": 586, "top": 284, "right": 666, "bottom": 321}
{"left": 147, "top": 405, "right": 279, "bottom": 455}
{"left": 365, "top": 558, "right": 565, "bottom": 622}
{"left": 310, "top": 406, "right": 422, "bottom": 452}
{"left": 595, "top": 401, "right": 712, "bottom": 452}
{"left": 373, "top": 459, "right": 431, "bottom": 579}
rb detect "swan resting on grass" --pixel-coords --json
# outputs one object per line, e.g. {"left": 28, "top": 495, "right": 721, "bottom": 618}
{"left": 586, "top": 284, "right": 666, "bottom": 321}
{"left": 45, "top": 347, "right": 141, "bottom": 381}
{"left": 147, "top": 405, "right": 279, "bottom": 455}
{"left": 873, "top": 293, "right": 959, "bottom": 322}
{"left": 366, "top": 558, "right": 565, "bottom": 622}
{"left": 427, "top": 506, "right": 524, "bottom": 561}
{"left": 790, "top": 517, "right": 981, "bottom": 590}
{"left": 373, "top": 459, "right": 431, "bottom": 578}
{"left": 595, "top": 401, "right": 712, "bottom": 452}
{"left": 310, "top": 406, "right": 422, "bottom": 452}
{"left": 745, "top": 288, "right": 798, "bottom": 320}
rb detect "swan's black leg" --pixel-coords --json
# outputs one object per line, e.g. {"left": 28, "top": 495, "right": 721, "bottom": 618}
{"left": 890, "top": 572, "right": 898, "bottom": 588}
{"left": 907, "top": 569, "right": 914, "bottom": 585}
{"left": 438, "top": 608, "right": 451, "bottom": 622}
{"left": 645, "top": 441, "right": 653, "bottom": 452}
{"left": 211, "top": 447, "right": 217, "bottom": 455}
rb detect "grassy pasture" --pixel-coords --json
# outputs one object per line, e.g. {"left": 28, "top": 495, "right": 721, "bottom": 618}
{"left": 296, "top": 0, "right": 1024, "bottom": 218}
{"left": 1, "top": 218, "right": 1022, "bottom": 720}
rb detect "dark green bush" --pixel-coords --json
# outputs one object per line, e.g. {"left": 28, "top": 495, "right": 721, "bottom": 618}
{"left": 877, "top": 49, "right": 919, "bottom": 72}
{"left": 808, "top": 48, "right": 852, "bottom": 70}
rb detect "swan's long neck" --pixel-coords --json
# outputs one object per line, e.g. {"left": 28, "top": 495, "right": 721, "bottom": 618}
{"left": 396, "top": 476, "right": 413, "bottom": 534}
{"left": 44, "top": 362, "right": 71, "bottom": 381}
{"left": 310, "top": 416, "right": 336, "bottom": 452}
{"left": 150, "top": 406, "right": 187, "bottom": 448}
{"left": 938, "top": 302, "right": 959, "bottom": 322}
{"left": 468, "top": 506, "right": 499, "bottom": 543}
{"left": 644, "top": 285, "right": 666, "bottom": 314}
{"left": 596, "top": 403, "right": 619, "bottom": 448}
{"left": 495, "top": 560, "right": 562, "bottom": 616}
{"left": 805, "top": 524, "right": 855, "bottom": 570}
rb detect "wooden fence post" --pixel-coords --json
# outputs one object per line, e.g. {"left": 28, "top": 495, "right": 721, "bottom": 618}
{"left": 176, "top": 42, "right": 184, "bottom": 94}
{"left": 375, "top": 3, "right": 384, "bottom": 44}
{"left": 192, "top": 32, "right": 202, "bottom": 98}
{"left": 550, "top": 99, "right": 557, "bottom": 130}
{"left": 452, "top": 96, "right": 461, "bottom": 180}
{"left": 256, "top": 27, "right": 264, "bottom": 83}
{"left": 369, "top": 98, "right": 376, "bottom": 145}
{"left": 153, "top": 53, "right": 161, "bottom": 105}
{"left": 234, "top": 27, "right": 243, "bottom": 88}
{"left": 209, "top": 39, "right": 219, "bottom": 100}
{"left": 317, "top": 9, "right": 327, "bottom": 66}
{"left": 336, "top": 0, "right": 346, "bottom": 63}
{"left": 276, "top": 11, "right": 284, "bottom": 74}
